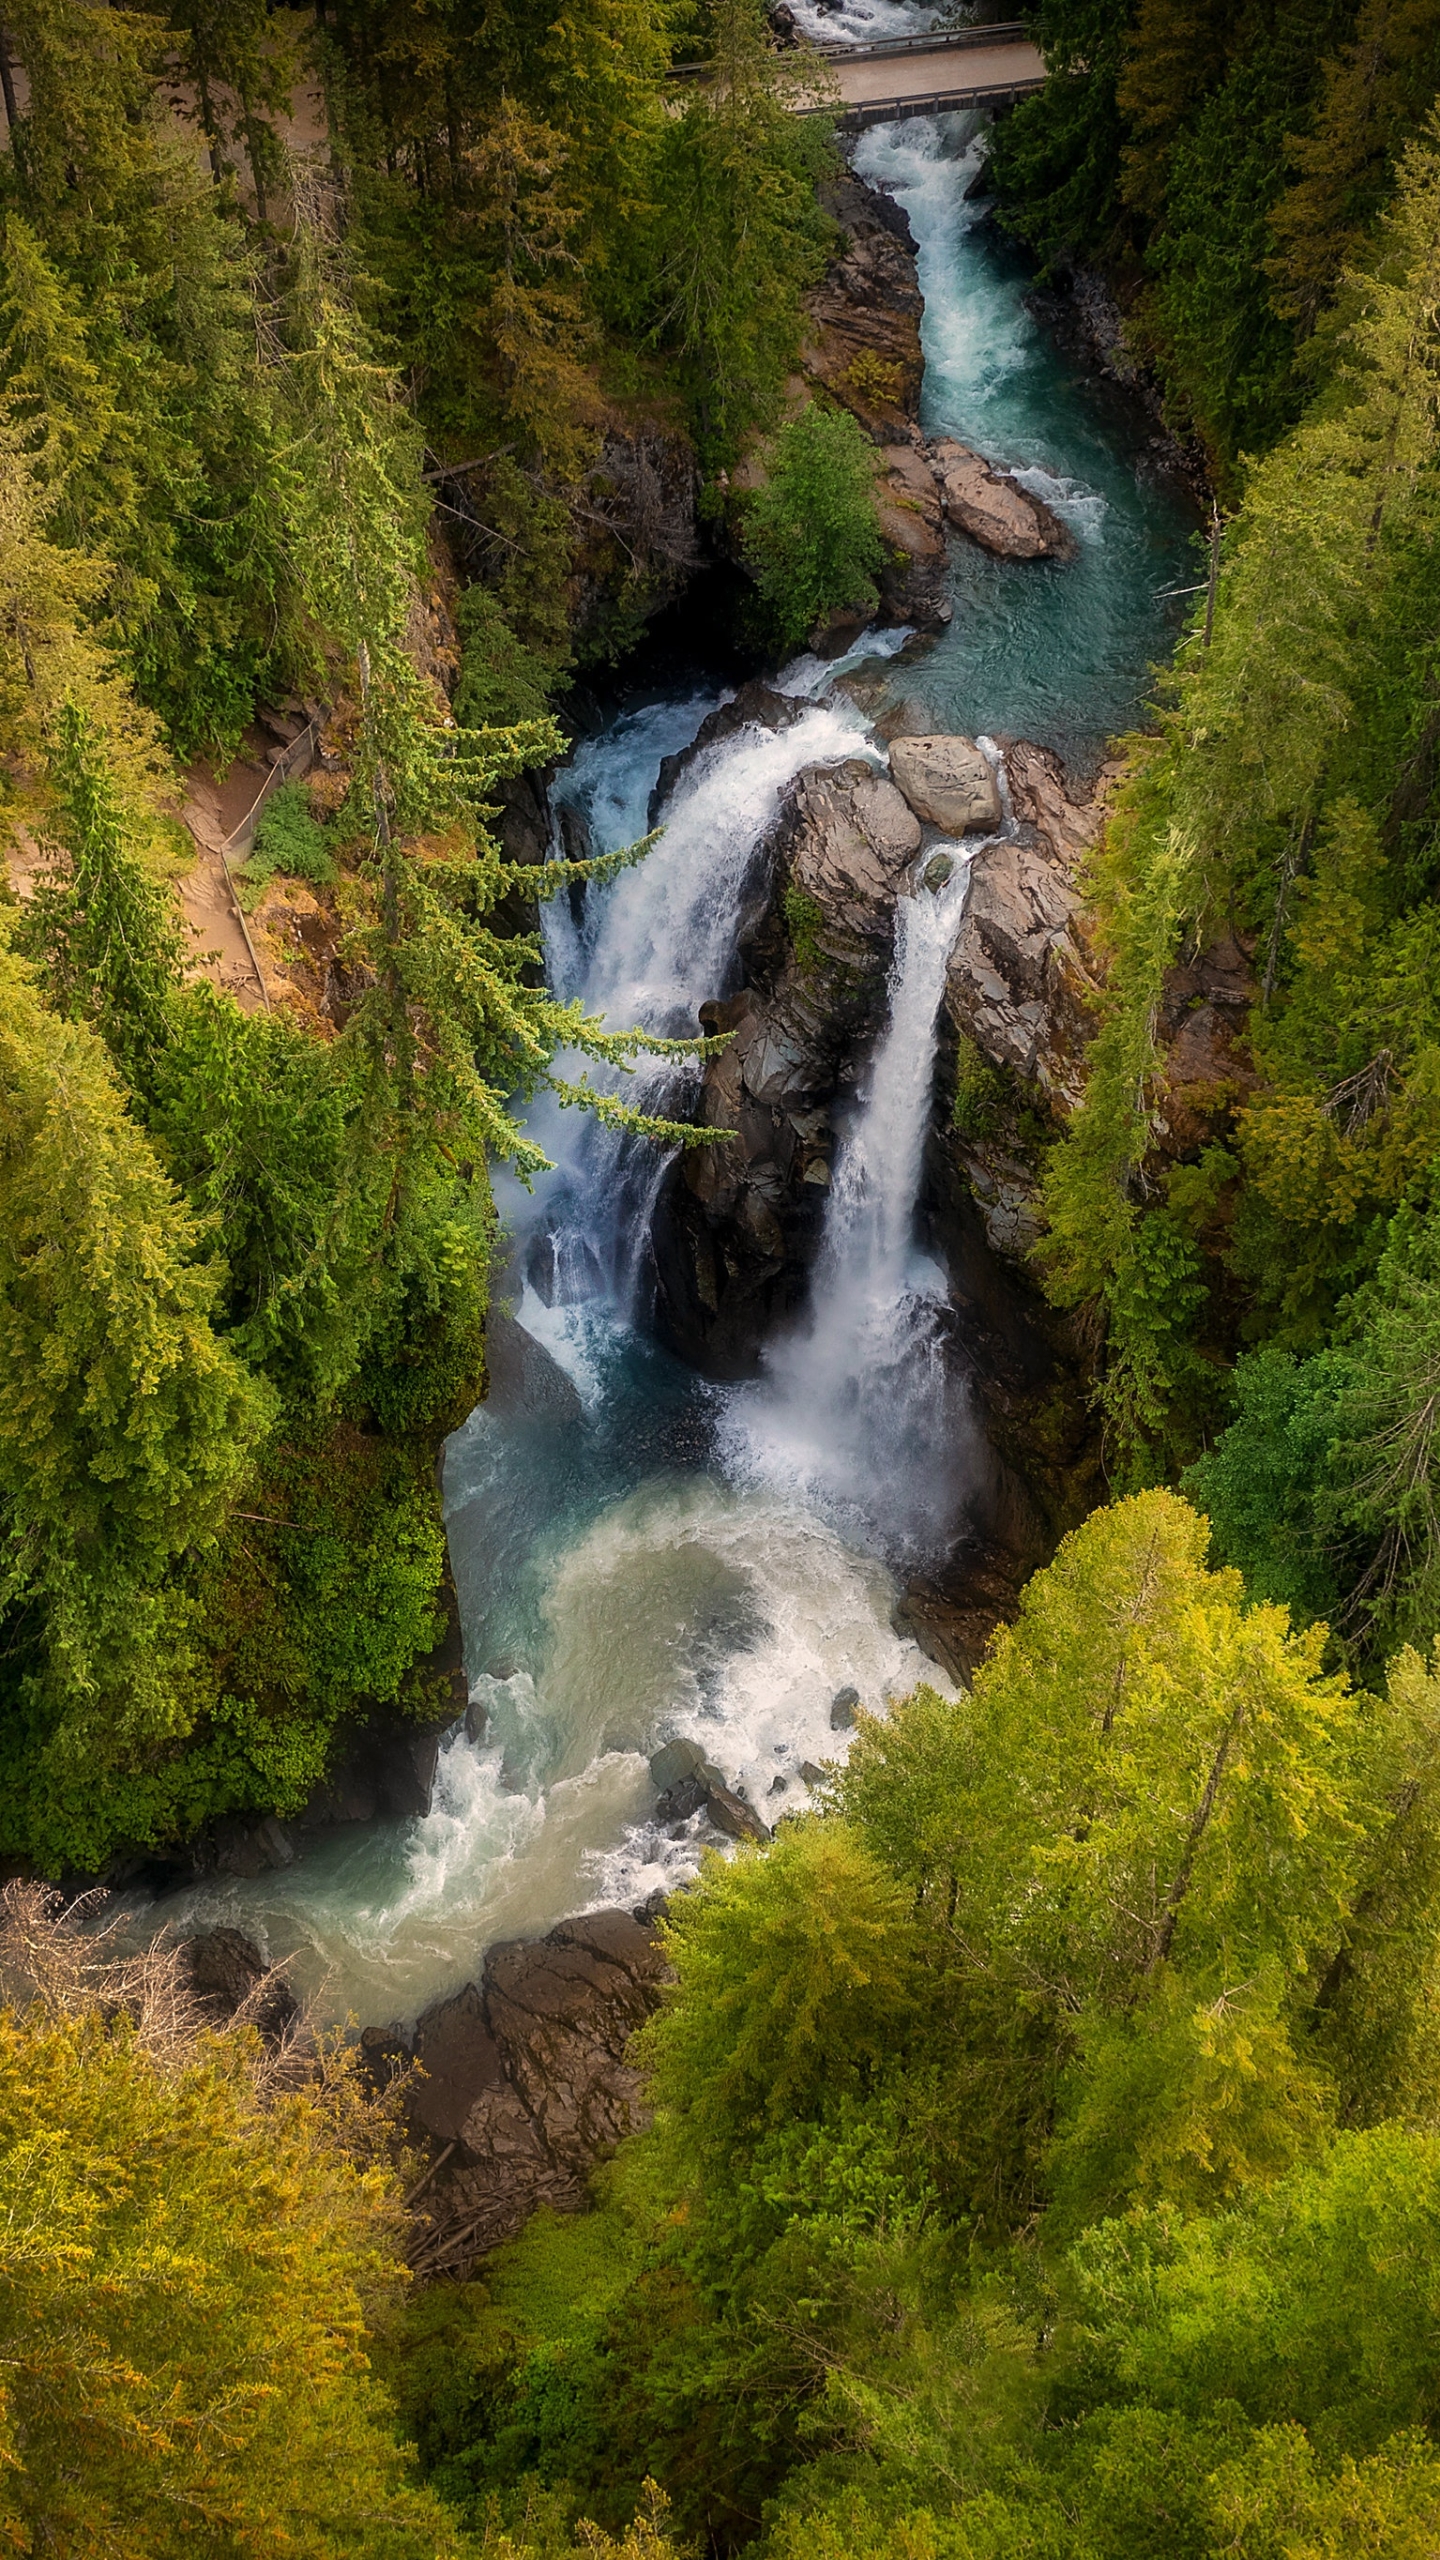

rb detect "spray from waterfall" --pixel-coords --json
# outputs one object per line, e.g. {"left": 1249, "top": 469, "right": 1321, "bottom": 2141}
{"left": 723, "top": 753, "right": 1009, "bottom": 1564}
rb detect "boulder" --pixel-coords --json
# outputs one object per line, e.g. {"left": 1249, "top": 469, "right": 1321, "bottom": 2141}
{"left": 481, "top": 1912, "right": 668, "bottom": 2174}
{"left": 705, "top": 1784, "right": 771, "bottom": 1844}
{"left": 402, "top": 1910, "right": 672, "bottom": 2278}
{"left": 929, "top": 440, "right": 1078, "bottom": 563}
{"left": 648, "top": 1737, "right": 708, "bottom": 1792}
{"left": 830, "top": 1685, "right": 861, "bottom": 1730}
{"left": 181, "top": 1926, "right": 300, "bottom": 2039}
{"left": 889, "top": 736, "right": 1003, "bottom": 837}
{"left": 411, "top": 1981, "right": 508, "bottom": 2143}
{"left": 484, "top": 1310, "right": 584, "bottom": 1426}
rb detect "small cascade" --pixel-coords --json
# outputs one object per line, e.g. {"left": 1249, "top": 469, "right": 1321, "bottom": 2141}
{"left": 513, "top": 693, "right": 877, "bottom": 1324}
{"left": 723, "top": 760, "right": 1008, "bottom": 1562}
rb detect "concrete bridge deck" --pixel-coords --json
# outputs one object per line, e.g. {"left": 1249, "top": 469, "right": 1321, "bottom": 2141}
{"left": 823, "top": 25, "right": 1044, "bottom": 128}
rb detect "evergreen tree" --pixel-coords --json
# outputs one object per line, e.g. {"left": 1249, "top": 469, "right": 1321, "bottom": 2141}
{"left": 1270, "top": 0, "right": 1440, "bottom": 338}
{"left": 741, "top": 403, "right": 885, "bottom": 649}
{"left": 0, "top": 0, "right": 291, "bottom": 753}
{"left": 22, "top": 699, "right": 186, "bottom": 1095}
{"left": 0, "top": 923, "right": 272, "bottom": 1775}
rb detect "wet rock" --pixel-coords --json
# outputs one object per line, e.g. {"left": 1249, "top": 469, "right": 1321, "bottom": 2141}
{"left": 830, "top": 1685, "right": 861, "bottom": 1729}
{"left": 649, "top": 1737, "right": 708, "bottom": 1792}
{"left": 929, "top": 440, "right": 1078, "bottom": 563}
{"left": 799, "top": 1762, "right": 828, "bottom": 1787}
{"left": 655, "top": 1774, "right": 708, "bottom": 1823}
{"left": 649, "top": 681, "right": 802, "bottom": 823}
{"left": 706, "top": 1783, "right": 771, "bottom": 1844}
{"left": 892, "top": 1587, "right": 976, "bottom": 1688}
{"left": 375, "top": 1726, "right": 449, "bottom": 1822}
{"left": 652, "top": 757, "right": 922, "bottom": 1374}
{"left": 412, "top": 1982, "right": 508, "bottom": 2144}
{"left": 181, "top": 1927, "right": 300, "bottom": 2039}
{"left": 889, "top": 735, "right": 1003, "bottom": 837}
{"left": 484, "top": 1310, "right": 585, "bottom": 1426}
{"left": 403, "top": 1910, "right": 671, "bottom": 2278}
{"left": 924, "top": 851, "right": 956, "bottom": 891}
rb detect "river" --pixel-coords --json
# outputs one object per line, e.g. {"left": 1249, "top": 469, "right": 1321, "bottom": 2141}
{"left": 139, "top": 109, "right": 1195, "bottom": 2024}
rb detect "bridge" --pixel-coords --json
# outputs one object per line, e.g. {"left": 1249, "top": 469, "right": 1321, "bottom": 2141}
{"left": 818, "top": 23, "right": 1044, "bottom": 130}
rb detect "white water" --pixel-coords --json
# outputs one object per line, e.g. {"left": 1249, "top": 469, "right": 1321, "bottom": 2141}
{"left": 723, "top": 839, "right": 985, "bottom": 1559}
{"left": 787, "top": 0, "right": 939, "bottom": 44}
{"left": 125, "top": 115, "right": 1195, "bottom": 2026}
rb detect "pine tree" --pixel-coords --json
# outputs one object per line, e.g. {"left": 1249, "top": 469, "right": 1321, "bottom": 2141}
{"left": 1270, "top": 0, "right": 1440, "bottom": 338}
{"left": 0, "top": 922, "right": 272, "bottom": 1771}
{"left": 22, "top": 699, "right": 186, "bottom": 1095}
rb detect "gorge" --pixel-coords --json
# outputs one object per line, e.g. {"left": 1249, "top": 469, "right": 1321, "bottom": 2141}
{"left": 127, "top": 102, "right": 1194, "bottom": 2118}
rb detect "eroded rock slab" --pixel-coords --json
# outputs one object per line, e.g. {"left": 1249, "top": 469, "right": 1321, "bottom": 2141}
{"left": 399, "top": 1911, "right": 671, "bottom": 2277}
{"left": 930, "top": 440, "right": 1078, "bottom": 563}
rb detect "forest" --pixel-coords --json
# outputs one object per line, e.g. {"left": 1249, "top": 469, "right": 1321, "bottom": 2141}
{"left": 8, "top": 0, "right": 1440, "bottom": 2551}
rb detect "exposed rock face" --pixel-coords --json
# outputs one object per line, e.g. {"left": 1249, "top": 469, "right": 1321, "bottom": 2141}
{"left": 571, "top": 421, "right": 702, "bottom": 653}
{"left": 929, "top": 440, "right": 1078, "bottom": 562}
{"left": 397, "top": 1911, "right": 670, "bottom": 2275}
{"left": 873, "top": 441, "right": 951, "bottom": 632}
{"left": 890, "top": 735, "right": 1004, "bottom": 836}
{"left": 940, "top": 741, "right": 1103, "bottom": 1259}
{"left": 180, "top": 1926, "right": 300, "bottom": 2039}
{"left": 1152, "top": 929, "right": 1260, "bottom": 1157}
{"left": 803, "top": 174, "right": 925, "bottom": 439}
{"left": 653, "top": 756, "right": 922, "bottom": 1372}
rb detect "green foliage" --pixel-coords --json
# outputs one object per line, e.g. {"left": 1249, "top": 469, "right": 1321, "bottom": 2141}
{"left": 639, "top": 2, "right": 836, "bottom": 461}
{"left": 0, "top": 1987, "right": 461, "bottom": 2554}
{"left": 783, "top": 879, "right": 825, "bottom": 973}
{"left": 0, "top": 922, "right": 273, "bottom": 1783}
{"left": 393, "top": 1492, "right": 1440, "bottom": 2553}
{"left": 1037, "top": 115, "right": 1440, "bottom": 1473}
{"left": 951, "top": 1035, "right": 1007, "bottom": 1142}
{"left": 0, "top": 0, "right": 293, "bottom": 755}
{"left": 741, "top": 404, "right": 885, "bottom": 650}
{"left": 241, "top": 779, "right": 339, "bottom": 908}
{"left": 20, "top": 697, "right": 187, "bottom": 1091}
{"left": 454, "top": 586, "right": 560, "bottom": 732}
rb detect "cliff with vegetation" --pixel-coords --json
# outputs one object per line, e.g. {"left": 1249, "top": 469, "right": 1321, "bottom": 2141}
{"left": 10, "top": 2, "right": 1440, "bottom": 2555}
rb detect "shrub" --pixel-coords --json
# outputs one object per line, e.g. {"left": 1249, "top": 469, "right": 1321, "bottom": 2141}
{"left": 741, "top": 403, "right": 886, "bottom": 652}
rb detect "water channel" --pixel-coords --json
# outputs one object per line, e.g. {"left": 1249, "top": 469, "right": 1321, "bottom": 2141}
{"left": 140, "top": 106, "right": 1196, "bottom": 2024}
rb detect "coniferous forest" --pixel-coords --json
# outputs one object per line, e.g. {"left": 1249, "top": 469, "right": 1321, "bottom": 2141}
{"left": 10, "top": 1, "right": 1440, "bottom": 2553}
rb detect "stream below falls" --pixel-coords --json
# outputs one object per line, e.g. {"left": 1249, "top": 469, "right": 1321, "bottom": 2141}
{"left": 139, "top": 109, "right": 1196, "bottom": 2024}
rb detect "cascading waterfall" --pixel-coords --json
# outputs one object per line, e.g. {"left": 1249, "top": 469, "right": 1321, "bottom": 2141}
{"left": 514, "top": 691, "right": 880, "bottom": 1322}
{"left": 123, "top": 115, "right": 1194, "bottom": 2024}
{"left": 723, "top": 839, "right": 986, "bottom": 1561}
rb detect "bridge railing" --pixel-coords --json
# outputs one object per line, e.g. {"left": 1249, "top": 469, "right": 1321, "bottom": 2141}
{"left": 832, "top": 74, "right": 1044, "bottom": 129}
{"left": 814, "top": 20, "right": 1028, "bottom": 61}
{"left": 671, "top": 19, "right": 1031, "bottom": 77}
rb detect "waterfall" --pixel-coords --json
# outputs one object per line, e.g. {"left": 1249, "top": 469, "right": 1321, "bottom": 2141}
{"left": 723, "top": 823, "right": 989, "bottom": 1564}
{"left": 511, "top": 693, "right": 878, "bottom": 1325}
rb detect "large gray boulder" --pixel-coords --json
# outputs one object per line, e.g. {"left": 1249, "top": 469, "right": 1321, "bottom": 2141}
{"left": 889, "top": 735, "right": 1003, "bottom": 837}
{"left": 929, "top": 440, "right": 1078, "bottom": 563}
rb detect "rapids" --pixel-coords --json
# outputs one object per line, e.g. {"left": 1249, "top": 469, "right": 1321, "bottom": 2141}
{"left": 136, "top": 113, "right": 1194, "bottom": 2022}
